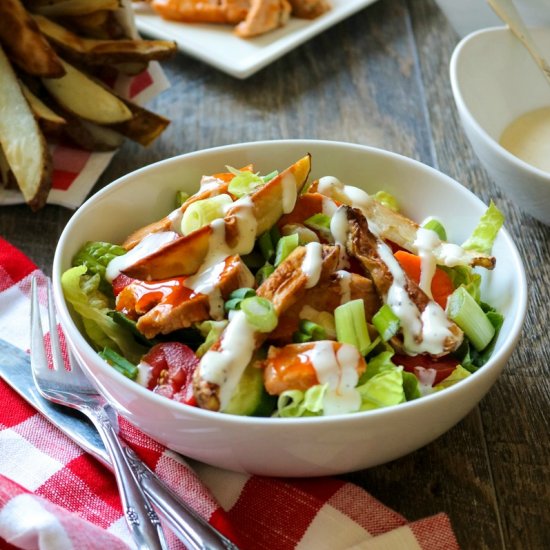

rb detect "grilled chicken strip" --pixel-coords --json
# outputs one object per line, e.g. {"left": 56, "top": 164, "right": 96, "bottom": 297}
{"left": 309, "top": 179, "right": 495, "bottom": 270}
{"left": 193, "top": 243, "right": 340, "bottom": 411}
{"left": 150, "top": 0, "right": 250, "bottom": 24}
{"left": 267, "top": 271, "right": 380, "bottom": 345}
{"left": 116, "top": 255, "right": 254, "bottom": 339}
{"left": 288, "top": 0, "right": 331, "bottom": 18}
{"left": 235, "top": 0, "right": 291, "bottom": 38}
{"left": 344, "top": 206, "right": 463, "bottom": 356}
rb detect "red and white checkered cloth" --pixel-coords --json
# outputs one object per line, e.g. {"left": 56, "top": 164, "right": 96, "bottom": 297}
{"left": 0, "top": 238, "right": 460, "bottom": 550}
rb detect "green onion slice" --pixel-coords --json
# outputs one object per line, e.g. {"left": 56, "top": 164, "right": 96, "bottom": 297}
{"left": 240, "top": 296, "right": 278, "bottom": 333}
{"left": 334, "top": 299, "right": 371, "bottom": 355}
{"left": 372, "top": 304, "right": 401, "bottom": 342}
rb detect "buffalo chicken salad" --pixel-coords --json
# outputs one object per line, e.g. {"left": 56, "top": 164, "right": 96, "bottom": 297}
{"left": 62, "top": 154, "right": 505, "bottom": 417}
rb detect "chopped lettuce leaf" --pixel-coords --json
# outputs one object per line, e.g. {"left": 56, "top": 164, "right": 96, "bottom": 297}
{"left": 402, "top": 370, "right": 421, "bottom": 400}
{"left": 440, "top": 265, "right": 482, "bottom": 302}
{"left": 194, "top": 319, "right": 228, "bottom": 357}
{"left": 434, "top": 365, "right": 471, "bottom": 391}
{"left": 276, "top": 384, "right": 327, "bottom": 417}
{"left": 72, "top": 241, "right": 126, "bottom": 294}
{"left": 357, "top": 368, "right": 406, "bottom": 411}
{"left": 462, "top": 201, "right": 505, "bottom": 255}
{"left": 61, "top": 266, "right": 146, "bottom": 364}
{"left": 359, "top": 350, "right": 395, "bottom": 383}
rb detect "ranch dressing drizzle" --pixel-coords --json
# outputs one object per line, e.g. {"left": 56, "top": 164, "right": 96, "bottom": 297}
{"left": 330, "top": 206, "right": 350, "bottom": 269}
{"left": 413, "top": 227, "right": 441, "bottom": 299}
{"left": 336, "top": 270, "right": 352, "bottom": 304}
{"left": 281, "top": 171, "right": 298, "bottom": 214}
{"left": 106, "top": 231, "right": 179, "bottom": 282}
{"left": 302, "top": 242, "right": 324, "bottom": 289}
{"left": 199, "top": 310, "right": 257, "bottom": 410}
{"left": 185, "top": 196, "right": 257, "bottom": 316}
{"left": 377, "top": 242, "right": 453, "bottom": 355}
{"left": 305, "top": 341, "right": 362, "bottom": 415}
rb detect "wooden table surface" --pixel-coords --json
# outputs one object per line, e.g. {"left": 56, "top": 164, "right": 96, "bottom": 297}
{"left": 1, "top": 1, "right": 549, "bottom": 548}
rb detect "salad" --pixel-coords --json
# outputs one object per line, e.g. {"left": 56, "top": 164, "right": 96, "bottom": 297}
{"left": 62, "top": 154, "right": 505, "bottom": 418}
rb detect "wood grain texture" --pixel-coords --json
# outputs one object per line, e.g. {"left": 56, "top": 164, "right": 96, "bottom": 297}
{"left": 0, "top": 0, "right": 548, "bottom": 548}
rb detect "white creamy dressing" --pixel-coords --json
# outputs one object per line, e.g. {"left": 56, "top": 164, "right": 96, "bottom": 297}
{"left": 321, "top": 196, "right": 338, "bottom": 216}
{"left": 317, "top": 176, "right": 371, "bottom": 212}
{"left": 377, "top": 241, "right": 453, "bottom": 355}
{"left": 199, "top": 310, "right": 257, "bottom": 410}
{"left": 302, "top": 242, "right": 324, "bottom": 289}
{"left": 413, "top": 227, "right": 440, "bottom": 298}
{"left": 136, "top": 360, "right": 152, "bottom": 387}
{"left": 330, "top": 206, "right": 350, "bottom": 269}
{"left": 281, "top": 171, "right": 298, "bottom": 214}
{"left": 499, "top": 106, "right": 550, "bottom": 173}
{"left": 305, "top": 341, "right": 362, "bottom": 415}
{"left": 106, "top": 231, "right": 179, "bottom": 282}
{"left": 336, "top": 269, "right": 352, "bottom": 304}
{"left": 437, "top": 243, "right": 470, "bottom": 267}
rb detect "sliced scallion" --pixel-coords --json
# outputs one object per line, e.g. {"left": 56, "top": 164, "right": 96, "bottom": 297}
{"left": 240, "top": 296, "right": 278, "bottom": 333}
{"left": 274, "top": 233, "right": 299, "bottom": 266}
{"left": 422, "top": 217, "right": 447, "bottom": 241}
{"left": 228, "top": 170, "right": 264, "bottom": 198}
{"left": 446, "top": 286, "right": 495, "bottom": 351}
{"left": 258, "top": 231, "right": 275, "bottom": 262}
{"left": 99, "top": 347, "right": 138, "bottom": 380}
{"left": 292, "top": 319, "right": 327, "bottom": 343}
{"left": 304, "top": 213, "right": 331, "bottom": 231}
{"left": 372, "top": 304, "right": 400, "bottom": 342}
{"left": 224, "top": 287, "right": 256, "bottom": 312}
{"left": 334, "top": 299, "right": 371, "bottom": 355}
{"left": 180, "top": 193, "right": 232, "bottom": 235}
{"left": 373, "top": 191, "right": 399, "bottom": 212}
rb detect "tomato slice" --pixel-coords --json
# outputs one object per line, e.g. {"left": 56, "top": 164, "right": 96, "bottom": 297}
{"left": 141, "top": 342, "right": 199, "bottom": 406}
{"left": 112, "top": 273, "right": 136, "bottom": 296}
{"left": 393, "top": 354, "right": 459, "bottom": 385}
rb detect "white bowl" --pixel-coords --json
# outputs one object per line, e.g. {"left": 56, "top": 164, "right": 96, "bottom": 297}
{"left": 434, "top": 0, "right": 550, "bottom": 38}
{"left": 450, "top": 26, "right": 550, "bottom": 225}
{"left": 53, "top": 140, "right": 527, "bottom": 477}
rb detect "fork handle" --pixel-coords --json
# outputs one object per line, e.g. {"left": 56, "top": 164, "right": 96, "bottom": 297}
{"left": 90, "top": 405, "right": 167, "bottom": 550}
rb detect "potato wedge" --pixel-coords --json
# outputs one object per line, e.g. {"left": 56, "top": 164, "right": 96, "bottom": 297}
{"left": 122, "top": 155, "right": 312, "bottom": 280}
{"left": 59, "top": 9, "right": 127, "bottom": 40}
{"left": 34, "top": 15, "right": 177, "bottom": 66}
{"left": 108, "top": 100, "right": 170, "bottom": 147}
{"left": 0, "top": 0, "right": 64, "bottom": 77}
{"left": 26, "top": 0, "right": 120, "bottom": 17}
{"left": 20, "top": 82, "right": 67, "bottom": 134}
{"left": 0, "top": 144, "right": 18, "bottom": 190}
{"left": 64, "top": 118, "right": 125, "bottom": 151}
{"left": 0, "top": 45, "right": 51, "bottom": 210}
{"left": 42, "top": 58, "right": 133, "bottom": 124}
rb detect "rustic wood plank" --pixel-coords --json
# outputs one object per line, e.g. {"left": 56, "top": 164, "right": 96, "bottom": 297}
{"left": 408, "top": 1, "right": 550, "bottom": 549}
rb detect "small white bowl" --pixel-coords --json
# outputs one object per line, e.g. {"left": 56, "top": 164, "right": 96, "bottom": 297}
{"left": 450, "top": 26, "right": 550, "bottom": 225}
{"left": 53, "top": 140, "right": 527, "bottom": 477}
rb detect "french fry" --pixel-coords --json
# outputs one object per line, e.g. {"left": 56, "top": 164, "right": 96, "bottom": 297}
{"left": 59, "top": 9, "right": 128, "bottom": 39}
{"left": 42, "top": 59, "right": 134, "bottom": 124}
{"left": 34, "top": 14, "right": 177, "bottom": 66}
{"left": 0, "top": 0, "right": 64, "bottom": 77}
{"left": 0, "top": 45, "right": 51, "bottom": 211}
{"left": 26, "top": 0, "right": 120, "bottom": 17}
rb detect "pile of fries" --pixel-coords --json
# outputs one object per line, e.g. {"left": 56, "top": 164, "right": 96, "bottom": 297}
{"left": 0, "top": 0, "right": 177, "bottom": 211}
{"left": 145, "top": 0, "right": 331, "bottom": 38}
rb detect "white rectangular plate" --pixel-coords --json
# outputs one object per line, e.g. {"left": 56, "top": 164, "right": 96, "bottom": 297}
{"left": 133, "top": 0, "right": 379, "bottom": 79}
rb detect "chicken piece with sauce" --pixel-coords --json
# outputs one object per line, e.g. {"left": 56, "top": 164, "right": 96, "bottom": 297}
{"left": 193, "top": 243, "right": 341, "bottom": 412}
{"left": 116, "top": 255, "right": 254, "bottom": 339}
{"left": 343, "top": 206, "right": 464, "bottom": 357}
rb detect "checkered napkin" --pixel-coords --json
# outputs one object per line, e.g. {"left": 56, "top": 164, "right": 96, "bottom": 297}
{"left": 0, "top": 238, "right": 460, "bottom": 550}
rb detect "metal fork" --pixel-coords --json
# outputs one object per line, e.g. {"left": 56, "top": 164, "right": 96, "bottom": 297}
{"left": 30, "top": 278, "right": 168, "bottom": 550}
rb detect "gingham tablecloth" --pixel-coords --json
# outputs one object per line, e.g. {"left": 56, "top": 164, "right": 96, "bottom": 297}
{"left": 0, "top": 238, "right": 460, "bottom": 550}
